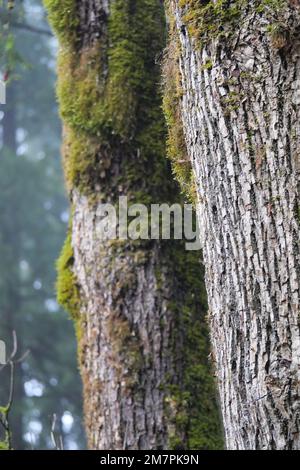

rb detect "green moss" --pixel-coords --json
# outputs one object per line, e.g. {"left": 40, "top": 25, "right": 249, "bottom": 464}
{"left": 221, "top": 90, "right": 243, "bottom": 116}
{"left": 201, "top": 59, "right": 213, "bottom": 70}
{"left": 106, "top": 0, "right": 169, "bottom": 145}
{"left": 175, "top": 0, "right": 290, "bottom": 49}
{"left": 56, "top": 227, "right": 80, "bottom": 322}
{"left": 57, "top": 45, "right": 109, "bottom": 137}
{"left": 162, "top": 31, "right": 196, "bottom": 203}
{"left": 56, "top": 222, "right": 85, "bottom": 353}
{"left": 43, "top": 0, "right": 79, "bottom": 46}
{"left": 163, "top": 243, "right": 223, "bottom": 450}
{"left": 260, "top": 0, "right": 290, "bottom": 48}
{"left": 257, "top": 0, "right": 286, "bottom": 13}
{"left": 180, "top": 254, "right": 222, "bottom": 449}
{"left": 0, "top": 406, "right": 11, "bottom": 450}
{"left": 0, "top": 441, "right": 9, "bottom": 450}
{"left": 51, "top": 0, "right": 176, "bottom": 201}
{"left": 177, "top": 0, "right": 242, "bottom": 44}
{"left": 62, "top": 126, "right": 104, "bottom": 194}
{"left": 56, "top": 0, "right": 168, "bottom": 142}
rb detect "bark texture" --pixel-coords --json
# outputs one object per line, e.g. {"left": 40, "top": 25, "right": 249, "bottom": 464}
{"left": 45, "top": 0, "right": 222, "bottom": 450}
{"left": 166, "top": 0, "right": 300, "bottom": 450}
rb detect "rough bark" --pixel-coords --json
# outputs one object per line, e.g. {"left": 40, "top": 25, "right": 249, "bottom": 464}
{"left": 46, "top": 0, "right": 222, "bottom": 450}
{"left": 166, "top": 0, "right": 300, "bottom": 450}
{"left": 71, "top": 193, "right": 217, "bottom": 450}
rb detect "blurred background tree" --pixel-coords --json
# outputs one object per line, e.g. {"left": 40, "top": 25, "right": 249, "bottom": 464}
{"left": 0, "top": 0, "right": 85, "bottom": 449}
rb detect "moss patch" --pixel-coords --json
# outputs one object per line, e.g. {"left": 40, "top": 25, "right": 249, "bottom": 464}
{"left": 175, "top": 0, "right": 289, "bottom": 48}
{"left": 164, "top": 244, "right": 223, "bottom": 450}
{"left": 56, "top": 227, "right": 80, "bottom": 322}
{"left": 48, "top": 0, "right": 177, "bottom": 201}
{"left": 43, "top": 0, "right": 79, "bottom": 46}
{"left": 177, "top": 0, "right": 242, "bottom": 44}
{"left": 0, "top": 405, "right": 11, "bottom": 450}
{"left": 162, "top": 22, "right": 196, "bottom": 203}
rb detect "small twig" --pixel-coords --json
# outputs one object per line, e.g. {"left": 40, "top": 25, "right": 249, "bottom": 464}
{"left": 51, "top": 414, "right": 64, "bottom": 450}
{"left": 50, "top": 414, "right": 58, "bottom": 449}
{"left": 10, "top": 330, "right": 17, "bottom": 360}
{"left": 10, "top": 21, "right": 53, "bottom": 37}
{"left": 0, "top": 331, "right": 29, "bottom": 450}
{"left": 0, "top": 330, "right": 30, "bottom": 372}
{"left": 6, "top": 361, "right": 15, "bottom": 412}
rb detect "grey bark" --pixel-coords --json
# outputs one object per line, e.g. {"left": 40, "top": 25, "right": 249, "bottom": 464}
{"left": 168, "top": 0, "right": 300, "bottom": 449}
{"left": 72, "top": 193, "right": 183, "bottom": 449}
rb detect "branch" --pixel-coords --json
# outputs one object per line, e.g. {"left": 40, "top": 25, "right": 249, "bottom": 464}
{"left": 51, "top": 414, "right": 64, "bottom": 450}
{"left": 10, "top": 21, "right": 53, "bottom": 37}
{"left": 0, "top": 8, "right": 52, "bottom": 37}
{"left": 0, "top": 330, "right": 29, "bottom": 372}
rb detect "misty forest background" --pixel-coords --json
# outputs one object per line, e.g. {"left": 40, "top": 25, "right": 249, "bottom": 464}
{"left": 0, "top": 0, "right": 85, "bottom": 449}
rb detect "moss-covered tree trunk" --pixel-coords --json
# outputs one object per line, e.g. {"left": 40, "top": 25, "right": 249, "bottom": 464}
{"left": 45, "top": 0, "right": 222, "bottom": 450}
{"left": 165, "top": 0, "right": 300, "bottom": 450}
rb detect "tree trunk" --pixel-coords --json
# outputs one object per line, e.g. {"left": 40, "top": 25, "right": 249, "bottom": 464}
{"left": 165, "top": 0, "right": 300, "bottom": 450}
{"left": 45, "top": 0, "right": 222, "bottom": 450}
